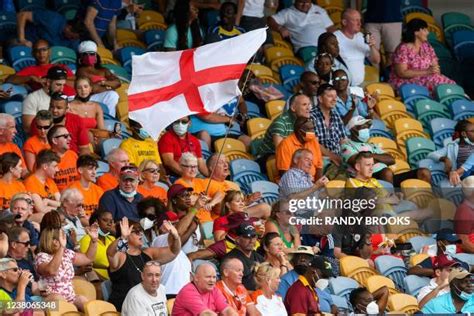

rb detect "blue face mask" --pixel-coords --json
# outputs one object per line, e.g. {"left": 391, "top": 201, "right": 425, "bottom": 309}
{"left": 138, "top": 128, "right": 150, "bottom": 139}
{"left": 358, "top": 128, "right": 371, "bottom": 142}
{"left": 454, "top": 284, "right": 473, "bottom": 301}
{"left": 465, "top": 137, "right": 474, "bottom": 146}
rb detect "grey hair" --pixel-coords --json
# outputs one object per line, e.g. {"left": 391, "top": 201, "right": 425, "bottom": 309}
{"left": 0, "top": 113, "right": 14, "bottom": 128}
{"left": 179, "top": 152, "right": 197, "bottom": 166}
{"left": 60, "top": 188, "right": 83, "bottom": 203}
{"left": 0, "top": 258, "right": 15, "bottom": 272}
{"left": 220, "top": 257, "right": 241, "bottom": 274}
{"left": 291, "top": 148, "right": 313, "bottom": 166}
{"left": 106, "top": 148, "right": 127, "bottom": 163}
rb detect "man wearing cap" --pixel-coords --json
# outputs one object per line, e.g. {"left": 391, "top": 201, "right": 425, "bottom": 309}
{"left": 276, "top": 117, "right": 324, "bottom": 181}
{"left": 223, "top": 223, "right": 264, "bottom": 291}
{"left": 0, "top": 113, "right": 27, "bottom": 176}
{"left": 342, "top": 115, "right": 431, "bottom": 185}
{"left": 75, "top": 40, "right": 121, "bottom": 116}
{"left": 277, "top": 245, "right": 314, "bottom": 298}
{"left": 22, "top": 65, "right": 68, "bottom": 134}
{"left": 6, "top": 39, "right": 75, "bottom": 95}
{"left": 422, "top": 267, "right": 474, "bottom": 313}
{"left": 417, "top": 255, "right": 460, "bottom": 308}
{"left": 98, "top": 165, "right": 143, "bottom": 221}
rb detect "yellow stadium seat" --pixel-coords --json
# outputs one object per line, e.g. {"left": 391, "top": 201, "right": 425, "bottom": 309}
{"left": 325, "top": 180, "right": 346, "bottom": 198}
{"left": 270, "top": 56, "right": 304, "bottom": 73}
{"left": 246, "top": 64, "right": 274, "bottom": 78}
{"left": 258, "top": 75, "right": 281, "bottom": 84}
{"left": 389, "top": 159, "right": 411, "bottom": 175}
{"left": 387, "top": 218, "right": 426, "bottom": 243}
{"left": 116, "top": 101, "right": 129, "bottom": 124}
{"left": 376, "top": 100, "right": 411, "bottom": 130}
{"left": 214, "top": 138, "right": 252, "bottom": 161}
{"left": 363, "top": 65, "right": 380, "bottom": 86}
{"left": 369, "top": 137, "right": 406, "bottom": 161}
{"left": 401, "top": 179, "right": 434, "bottom": 208}
{"left": 274, "top": 39, "right": 293, "bottom": 51}
{"left": 433, "top": 198, "right": 456, "bottom": 220}
{"left": 97, "top": 47, "right": 119, "bottom": 65}
{"left": 409, "top": 253, "right": 429, "bottom": 267}
{"left": 271, "top": 31, "right": 283, "bottom": 42}
{"left": 365, "top": 83, "right": 395, "bottom": 98}
{"left": 117, "top": 28, "right": 138, "bottom": 41}
{"left": 316, "top": 0, "right": 344, "bottom": 8}
{"left": 117, "top": 83, "right": 129, "bottom": 102}
{"left": 167, "top": 298, "right": 175, "bottom": 315}
{"left": 365, "top": 275, "right": 399, "bottom": 295}
{"left": 265, "top": 100, "right": 285, "bottom": 120}
{"left": 138, "top": 21, "right": 167, "bottom": 31}
{"left": 340, "top": 256, "right": 378, "bottom": 285}
{"left": 84, "top": 300, "right": 117, "bottom": 316}
{"left": 46, "top": 300, "right": 78, "bottom": 316}
{"left": 137, "top": 10, "right": 165, "bottom": 26}
{"left": 387, "top": 293, "right": 419, "bottom": 314}
{"left": 405, "top": 12, "right": 435, "bottom": 24}
{"left": 0, "top": 65, "right": 15, "bottom": 83}
{"left": 428, "top": 22, "right": 445, "bottom": 43}
{"left": 264, "top": 46, "right": 294, "bottom": 63}
{"left": 247, "top": 118, "right": 271, "bottom": 140}
{"left": 393, "top": 118, "right": 428, "bottom": 152}
{"left": 324, "top": 5, "right": 344, "bottom": 17}
{"left": 72, "top": 278, "right": 97, "bottom": 301}
{"left": 266, "top": 155, "right": 277, "bottom": 183}
{"left": 118, "top": 39, "right": 147, "bottom": 49}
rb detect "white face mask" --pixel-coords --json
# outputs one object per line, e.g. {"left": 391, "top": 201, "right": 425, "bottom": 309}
{"left": 365, "top": 301, "right": 379, "bottom": 315}
{"left": 445, "top": 244, "right": 457, "bottom": 256}
{"left": 172, "top": 122, "right": 189, "bottom": 136}
{"left": 140, "top": 217, "right": 155, "bottom": 231}
{"left": 98, "top": 228, "right": 110, "bottom": 237}
{"left": 119, "top": 189, "right": 137, "bottom": 199}
{"left": 315, "top": 278, "right": 329, "bottom": 290}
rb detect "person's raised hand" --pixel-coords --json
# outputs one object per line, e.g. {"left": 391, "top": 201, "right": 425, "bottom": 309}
{"left": 120, "top": 217, "right": 132, "bottom": 240}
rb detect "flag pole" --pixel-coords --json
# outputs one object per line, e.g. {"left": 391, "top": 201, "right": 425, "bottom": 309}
{"left": 204, "top": 53, "right": 258, "bottom": 195}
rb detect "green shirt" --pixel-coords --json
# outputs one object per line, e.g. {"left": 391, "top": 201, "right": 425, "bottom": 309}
{"left": 257, "top": 111, "right": 296, "bottom": 156}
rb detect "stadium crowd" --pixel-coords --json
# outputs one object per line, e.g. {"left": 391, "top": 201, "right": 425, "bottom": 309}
{"left": 0, "top": 0, "right": 471, "bottom": 315}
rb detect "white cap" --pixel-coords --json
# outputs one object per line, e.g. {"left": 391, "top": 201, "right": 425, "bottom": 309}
{"left": 78, "top": 41, "right": 98, "bottom": 54}
{"left": 346, "top": 116, "right": 372, "bottom": 130}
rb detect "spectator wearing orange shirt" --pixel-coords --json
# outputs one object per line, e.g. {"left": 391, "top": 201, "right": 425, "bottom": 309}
{"left": 138, "top": 160, "right": 167, "bottom": 204}
{"left": 68, "top": 155, "right": 104, "bottom": 218}
{"left": 97, "top": 148, "right": 129, "bottom": 192}
{"left": 0, "top": 114, "right": 27, "bottom": 177}
{"left": 0, "top": 153, "right": 26, "bottom": 211}
{"left": 47, "top": 125, "right": 79, "bottom": 192}
{"left": 23, "top": 110, "right": 52, "bottom": 172}
{"left": 216, "top": 258, "right": 259, "bottom": 316}
{"left": 276, "top": 117, "right": 324, "bottom": 181}
{"left": 24, "top": 149, "right": 61, "bottom": 213}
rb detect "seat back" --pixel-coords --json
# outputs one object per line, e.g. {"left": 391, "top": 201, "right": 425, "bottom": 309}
{"left": 46, "top": 300, "right": 78, "bottom": 316}
{"left": 365, "top": 275, "right": 398, "bottom": 295}
{"left": 370, "top": 119, "right": 394, "bottom": 139}
{"left": 247, "top": 117, "right": 271, "bottom": 140}
{"left": 144, "top": 29, "right": 165, "bottom": 51}
{"left": 50, "top": 46, "right": 77, "bottom": 65}
{"left": 72, "top": 278, "right": 97, "bottom": 301}
{"left": 8, "top": 45, "right": 35, "bottom": 71}
{"left": 250, "top": 180, "right": 279, "bottom": 204}
{"left": 403, "top": 275, "right": 431, "bottom": 297}
{"left": 387, "top": 293, "right": 419, "bottom": 313}
{"left": 270, "top": 56, "right": 304, "bottom": 73}
{"left": 374, "top": 255, "right": 408, "bottom": 291}
{"left": 297, "top": 46, "right": 317, "bottom": 64}
{"left": 230, "top": 159, "right": 261, "bottom": 176}
{"left": 365, "top": 83, "right": 395, "bottom": 98}
{"left": 264, "top": 46, "right": 294, "bottom": 63}
{"left": 265, "top": 100, "right": 285, "bottom": 120}
{"left": 266, "top": 155, "right": 277, "bottom": 183}
{"left": 389, "top": 159, "right": 411, "bottom": 175}
{"left": 329, "top": 276, "right": 359, "bottom": 302}
{"left": 246, "top": 64, "right": 273, "bottom": 78}
{"left": 368, "top": 137, "right": 406, "bottom": 160}
{"left": 409, "top": 236, "right": 436, "bottom": 253}
{"left": 406, "top": 137, "right": 436, "bottom": 167}
{"left": 101, "top": 280, "right": 112, "bottom": 301}
{"left": 451, "top": 99, "right": 474, "bottom": 120}
{"left": 84, "top": 300, "right": 117, "bottom": 316}
{"left": 430, "top": 117, "right": 456, "bottom": 148}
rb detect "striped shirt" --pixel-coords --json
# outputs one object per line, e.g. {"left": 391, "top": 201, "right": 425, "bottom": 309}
{"left": 311, "top": 106, "right": 346, "bottom": 155}
{"left": 89, "top": 0, "right": 121, "bottom": 38}
{"left": 257, "top": 110, "right": 296, "bottom": 156}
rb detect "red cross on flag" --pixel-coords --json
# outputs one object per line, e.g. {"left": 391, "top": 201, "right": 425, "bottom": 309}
{"left": 128, "top": 28, "right": 267, "bottom": 140}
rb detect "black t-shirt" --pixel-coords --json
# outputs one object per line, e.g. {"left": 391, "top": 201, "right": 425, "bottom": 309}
{"left": 332, "top": 225, "right": 368, "bottom": 256}
{"left": 364, "top": 0, "right": 403, "bottom": 23}
{"left": 223, "top": 248, "right": 264, "bottom": 291}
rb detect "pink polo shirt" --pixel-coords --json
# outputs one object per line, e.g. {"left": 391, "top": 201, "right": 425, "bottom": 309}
{"left": 172, "top": 282, "right": 229, "bottom": 316}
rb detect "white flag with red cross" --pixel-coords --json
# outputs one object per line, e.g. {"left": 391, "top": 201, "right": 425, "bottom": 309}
{"left": 128, "top": 28, "right": 267, "bottom": 140}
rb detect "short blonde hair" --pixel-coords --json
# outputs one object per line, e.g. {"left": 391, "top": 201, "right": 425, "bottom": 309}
{"left": 38, "top": 228, "right": 61, "bottom": 254}
{"left": 462, "top": 176, "right": 474, "bottom": 197}
{"left": 138, "top": 159, "right": 160, "bottom": 173}
{"left": 253, "top": 262, "right": 280, "bottom": 288}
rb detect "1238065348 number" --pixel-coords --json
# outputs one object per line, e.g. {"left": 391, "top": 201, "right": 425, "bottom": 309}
{"left": 0, "top": 300, "right": 58, "bottom": 311}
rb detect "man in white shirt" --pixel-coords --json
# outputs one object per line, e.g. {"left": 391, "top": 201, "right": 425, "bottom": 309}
{"left": 334, "top": 9, "right": 380, "bottom": 86}
{"left": 417, "top": 255, "right": 460, "bottom": 309}
{"left": 122, "top": 260, "right": 168, "bottom": 316}
{"left": 268, "top": 0, "right": 335, "bottom": 52}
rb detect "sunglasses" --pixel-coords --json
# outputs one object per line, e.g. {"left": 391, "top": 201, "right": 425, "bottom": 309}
{"left": 5, "top": 267, "right": 19, "bottom": 272}
{"left": 15, "top": 241, "right": 31, "bottom": 247}
{"left": 131, "top": 230, "right": 144, "bottom": 235}
{"left": 33, "top": 47, "right": 49, "bottom": 52}
{"left": 122, "top": 166, "right": 138, "bottom": 172}
{"left": 144, "top": 168, "right": 159, "bottom": 174}
{"left": 36, "top": 124, "right": 52, "bottom": 130}
{"left": 54, "top": 133, "right": 71, "bottom": 139}
{"left": 82, "top": 52, "right": 96, "bottom": 56}
{"left": 333, "top": 76, "right": 348, "bottom": 81}
{"left": 145, "top": 260, "right": 161, "bottom": 267}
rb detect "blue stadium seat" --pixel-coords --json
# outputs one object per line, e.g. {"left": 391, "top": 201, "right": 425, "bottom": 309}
{"left": 0, "top": 83, "right": 28, "bottom": 100}
{"left": 100, "top": 138, "right": 123, "bottom": 158}
{"left": 415, "top": 99, "right": 451, "bottom": 130}
{"left": 228, "top": 122, "right": 242, "bottom": 137}
{"left": 102, "top": 64, "right": 131, "bottom": 83}
{"left": 54, "top": 0, "right": 81, "bottom": 14}
{"left": 279, "top": 64, "right": 304, "bottom": 93}
{"left": 17, "top": 0, "right": 46, "bottom": 11}
{"left": 453, "top": 30, "right": 474, "bottom": 61}
{"left": 96, "top": 160, "right": 110, "bottom": 177}
{"left": 370, "top": 119, "right": 394, "bottom": 139}
{"left": 329, "top": 277, "right": 359, "bottom": 303}
{"left": 246, "top": 101, "right": 262, "bottom": 118}
{"left": 330, "top": 294, "right": 351, "bottom": 312}
{"left": 230, "top": 159, "right": 267, "bottom": 194}
{"left": 406, "top": 137, "right": 436, "bottom": 167}
{"left": 399, "top": 83, "right": 430, "bottom": 112}
{"left": 50, "top": 46, "right": 77, "bottom": 65}
{"left": 100, "top": 279, "right": 112, "bottom": 301}
{"left": 451, "top": 99, "right": 474, "bottom": 121}
{"left": 374, "top": 255, "right": 408, "bottom": 292}
{"left": 452, "top": 253, "right": 474, "bottom": 268}
{"left": 7, "top": 46, "right": 35, "bottom": 71}
{"left": 438, "top": 179, "right": 463, "bottom": 206}
{"left": 144, "top": 29, "right": 165, "bottom": 51}
{"left": 430, "top": 118, "right": 456, "bottom": 148}
{"left": 0, "top": 101, "right": 22, "bottom": 118}
{"left": 417, "top": 158, "right": 447, "bottom": 186}
{"left": 0, "top": 11, "right": 17, "bottom": 42}
{"left": 250, "top": 180, "right": 279, "bottom": 204}
{"left": 404, "top": 275, "right": 430, "bottom": 297}
{"left": 13, "top": 117, "right": 26, "bottom": 149}
{"left": 378, "top": 180, "right": 394, "bottom": 193}
{"left": 97, "top": 102, "right": 115, "bottom": 120}
{"left": 118, "top": 47, "right": 146, "bottom": 73}
{"left": 409, "top": 236, "right": 436, "bottom": 253}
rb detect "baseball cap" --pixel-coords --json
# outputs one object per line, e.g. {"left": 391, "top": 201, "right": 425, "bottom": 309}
{"left": 436, "top": 228, "right": 461, "bottom": 243}
{"left": 0, "top": 210, "right": 20, "bottom": 223}
{"left": 78, "top": 40, "right": 98, "bottom": 54}
{"left": 167, "top": 184, "right": 193, "bottom": 201}
{"left": 308, "top": 256, "right": 335, "bottom": 277}
{"left": 434, "top": 254, "right": 460, "bottom": 269}
{"left": 236, "top": 223, "right": 257, "bottom": 238}
{"left": 120, "top": 165, "right": 139, "bottom": 181}
{"left": 46, "top": 66, "right": 68, "bottom": 80}
{"left": 346, "top": 116, "right": 372, "bottom": 131}
{"left": 448, "top": 267, "right": 472, "bottom": 283}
